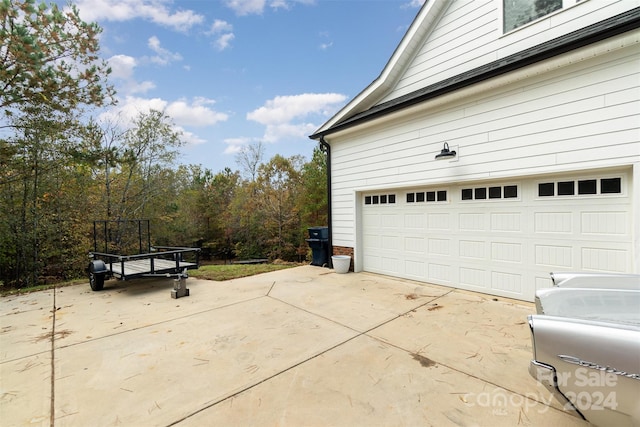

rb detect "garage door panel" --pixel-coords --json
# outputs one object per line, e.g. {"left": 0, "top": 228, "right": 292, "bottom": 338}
{"left": 534, "top": 211, "right": 573, "bottom": 233}
{"left": 381, "top": 256, "right": 401, "bottom": 274}
{"left": 361, "top": 171, "right": 632, "bottom": 301}
{"left": 491, "top": 271, "right": 523, "bottom": 294}
{"left": 363, "top": 213, "right": 380, "bottom": 228}
{"left": 459, "top": 212, "right": 487, "bottom": 231}
{"left": 459, "top": 267, "right": 488, "bottom": 289}
{"left": 459, "top": 240, "right": 487, "bottom": 259}
{"left": 363, "top": 254, "right": 379, "bottom": 268}
{"left": 428, "top": 262, "right": 451, "bottom": 283}
{"left": 404, "top": 236, "right": 426, "bottom": 254}
{"left": 490, "top": 241, "right": 522, "bottom": 263}
{"left": 427, "top": 213, "right": 450, "bottom": 230}
{"left": 490, "top": 212, "right": 522, "bottom": 233}
{"left": 380, "top": 234, "right": 402, "bottom": 251}
{"left": 581, "top": 247, "right": 628, "bottom": 272}
{"left": 405, "top": 259, "right": 426, "bottom": 278}
{"left": 534, "top": 275, "right": 550, "bottom": 291}
{"left": 404, "top": 213, "right": 426, "bottom": 229}
{"left": 427, "top": 238, "right": 450, "bottom": 256}
{"left": 581, "top": 211, "right": 628, "bottom": 235}
{"left": 363, "top": 233, "right": 381, "bottom": 250}
{"left": 534, "top": 244, "right": 573, "bottom": 268}
{"left": 380, "top": 213, "right": 401, "bottom": 228}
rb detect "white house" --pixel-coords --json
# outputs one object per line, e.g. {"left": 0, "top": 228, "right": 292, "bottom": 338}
{"left": 310, "top": 0, "right": 640, "bottom": 302}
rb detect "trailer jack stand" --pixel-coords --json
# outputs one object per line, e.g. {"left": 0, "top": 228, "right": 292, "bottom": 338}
{"left": 171, "top": 273, "right": 189, "bottom": 299}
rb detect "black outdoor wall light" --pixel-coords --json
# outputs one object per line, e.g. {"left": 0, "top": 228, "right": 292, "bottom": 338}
{"left": 435, "top": 142, "right": 456, "bottom": 159}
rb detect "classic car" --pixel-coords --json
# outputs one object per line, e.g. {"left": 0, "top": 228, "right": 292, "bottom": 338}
{"left": 549, "top": 271, "right": 640, "bottom": 290}
{"left": 528, "top": 272, "right": 640, "bottom": 426}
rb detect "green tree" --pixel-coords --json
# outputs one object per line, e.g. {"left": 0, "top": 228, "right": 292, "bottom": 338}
{"left": 256, "top": 154, "right": 304, "bottom": 261}
{"left": 0, "top": 0, "right": 114, "bottom": 287}
{"left": 229, "top": 180, "right": 263, "bottom": 259}
{"left": 205, "top": 168, "right": 240, "bottom": 251}
{"left": 0, "top": 0, "right": 114, "bottom": 118}
{"left": 299, "top": 146, "right": 327, "bottom": 227}
{"left": 105, "top": 110, "right": 183, "bottom": 223}
{"left": 0, "top": 104, "right": 95, "bottom": 286}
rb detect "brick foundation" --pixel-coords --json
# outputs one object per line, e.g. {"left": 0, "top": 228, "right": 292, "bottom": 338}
{"left": 332, "top": 246, "right": 354, "bottom": 271}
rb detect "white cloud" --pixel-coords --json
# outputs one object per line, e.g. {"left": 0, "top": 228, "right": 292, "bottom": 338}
{"left": 99, "top": 96, "right": 228, "bottom": 145}
{"left": 209, "top": 19, "right": 233, "bottom": 33}
{"left": 147, "top": 36, "right": 183, "bottom": 65}
{"left": 270, "top": 0, "right": 315, "bottom": 11}
{"left": 166, "top": 97, "right": 229, "bottom": 127}
{"left": 262, "top": 122, "right": 317, "bottom": 143}
{"left": 319, "top": 41, "right": 333, "bottom": 50}
{"left": 75, "top": 0, "right": 204, "bottom": 31}
{"left": 108, "top": 54, "right": 137, "bottom": 80}
{"left": 247, "top": 93, "right": 347, "bottom": 142}
{"left": 269, "top": 0, "right": 289, "bottom": 10}
{"left": 247, "top": 93, "right": 346, "bottom": 125}
{"left": 174, "top": 126, "right": 207, "bottom": 145}
{"left": 224, "top": 0, "right": 315, "bottom": 16}
{"left": 402, "top": 0, "right": 426, "bottom": 9}
{"left": 100, "top": 96, "right": 168, "bottom": 125}
{"left": 107, "top": 54, "right": 156, "bottom": 94}
{"left": 224, "top": 0, "right": 266, "bottom": 16}
{"left": 214, "top": 33, "right": 235, "bottom": 51}
{"left": 223, "top": 137, "right": 252, "bottom": 154}
{"left": 206, "top": 19, "right": 235, "bottom": 51}
{"left": 129, "top": 81, "right": 157, "bottom": 94}
{"left": 318, "top": 30, "right": 332, "bottom": 51}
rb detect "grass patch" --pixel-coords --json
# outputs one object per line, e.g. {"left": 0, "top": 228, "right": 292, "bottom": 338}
{"left": 0, "top": 263, "right": 301, "bottom": 297}
{"left": 190, "top": 263, "right": 297, "bottom": 281}
{"left": 0, "top": 279, "right": 87, "bottom": 297}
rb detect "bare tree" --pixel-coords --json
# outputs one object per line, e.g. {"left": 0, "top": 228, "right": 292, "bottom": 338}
{"left": 235, "top": 141, "right": 265, "bottom": 182}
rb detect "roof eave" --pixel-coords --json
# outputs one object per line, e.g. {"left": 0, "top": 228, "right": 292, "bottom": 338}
{"left": 310, "top": 7, "right": 640, "bottom": 141}
{"left": 310, "top": 0, "right": 447, "bottom": 137}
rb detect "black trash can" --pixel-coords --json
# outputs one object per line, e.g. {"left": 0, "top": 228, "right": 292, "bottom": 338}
{"left": 306, "top": 226, "right": 329, "bottom": 266}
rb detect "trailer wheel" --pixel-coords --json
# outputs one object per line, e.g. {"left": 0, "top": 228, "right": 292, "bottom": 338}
{"left": 88, "top": 259, "right": 107, "bottom": 291}
{"left": 89, "top": 271, "right": 105, "bottom": 291}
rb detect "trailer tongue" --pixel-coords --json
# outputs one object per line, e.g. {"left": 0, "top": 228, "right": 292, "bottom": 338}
{"left": 88, "top": 219, "right": 200, "bottom": 298}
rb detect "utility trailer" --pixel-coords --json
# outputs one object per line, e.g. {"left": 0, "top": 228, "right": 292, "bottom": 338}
{"left": 87, "top": 219, "right": 200, "bottom": 298}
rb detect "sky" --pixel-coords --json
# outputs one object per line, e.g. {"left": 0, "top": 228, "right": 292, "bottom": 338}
{"left": 70, "top": 0, "right": 425, "bottom": 173}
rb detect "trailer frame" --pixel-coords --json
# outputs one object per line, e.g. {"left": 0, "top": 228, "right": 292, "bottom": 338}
{"left": 87, "top": 219, "right": 200, "bottom": 298}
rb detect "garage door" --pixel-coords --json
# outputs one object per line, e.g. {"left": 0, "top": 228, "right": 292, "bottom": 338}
{"left": 361, "top": 170, "right": 633, "bottom": 301}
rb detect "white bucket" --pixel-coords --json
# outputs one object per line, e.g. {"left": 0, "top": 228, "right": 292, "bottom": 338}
{"left": 332, "top": 255, "right": 351, "bottom": 274}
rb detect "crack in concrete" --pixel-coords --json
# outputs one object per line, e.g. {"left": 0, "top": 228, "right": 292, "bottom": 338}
{"left": 50, "top": 285, "right": 56, "bottom": 426}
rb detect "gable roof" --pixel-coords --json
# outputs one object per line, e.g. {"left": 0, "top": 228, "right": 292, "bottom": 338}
{"left": 310, "top": 0, "right": 446, "bottom": 138}
{"left": 310, "top": 5, "right": 640, "bottom": 141}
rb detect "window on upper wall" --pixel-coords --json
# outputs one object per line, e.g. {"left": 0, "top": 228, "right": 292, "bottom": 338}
{"left": 503, "top": 0, "right": 581, "bottom": 33}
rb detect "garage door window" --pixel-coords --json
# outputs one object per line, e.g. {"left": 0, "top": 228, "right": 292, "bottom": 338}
{"left": 406, "top": 190, "right": 447, "bottom": 203}
{"left": 601, "top": 178, "right": 621, "bottom": 194}
{"left": 461, "top": 185, "right": 518, "bottom": 201}
{"left": 538, "top": 177, "right": 622, "bottom": 197}
{"left": 364, "top": 194, "right": 396, "bottom": 205}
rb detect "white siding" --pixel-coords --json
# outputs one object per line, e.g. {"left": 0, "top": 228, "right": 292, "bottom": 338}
{"left": 329, "top": 40, "right": 640, "bottom": 250}
{"left": 380, "top": 0, "right": 640, "bottom": 103}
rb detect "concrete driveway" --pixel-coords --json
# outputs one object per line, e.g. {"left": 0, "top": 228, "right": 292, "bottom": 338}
{"left": 1, "top": 265, "right": 588, "bottom": 426}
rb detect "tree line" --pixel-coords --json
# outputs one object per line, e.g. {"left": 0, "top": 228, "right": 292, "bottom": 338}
{"left": 0, "top": 0, "right": 327, "bottom": 288}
